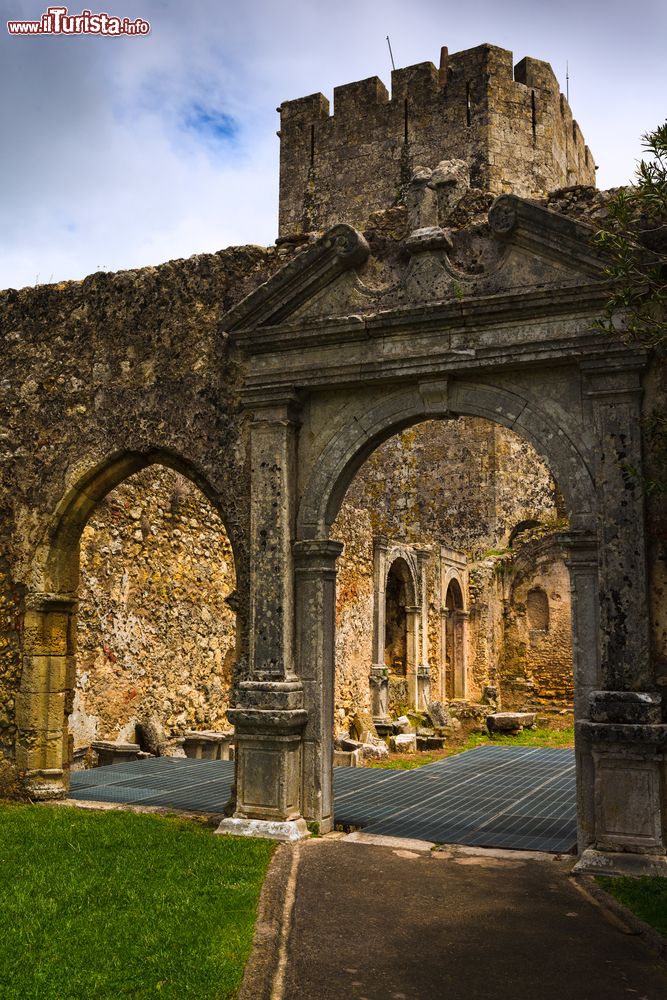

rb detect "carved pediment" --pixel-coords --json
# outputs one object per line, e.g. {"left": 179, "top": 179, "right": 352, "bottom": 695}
{"left": 223, "top": 195, "right": 607, "bottom": 335}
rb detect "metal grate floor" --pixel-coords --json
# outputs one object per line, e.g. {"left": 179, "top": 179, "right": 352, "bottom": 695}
{"left": 69, "top": 745, "right": 576, "bottom": 853}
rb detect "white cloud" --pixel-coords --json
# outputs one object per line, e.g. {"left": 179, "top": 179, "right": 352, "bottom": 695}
{"left": 0, "top": 0, "right": 665, "bottom": 288}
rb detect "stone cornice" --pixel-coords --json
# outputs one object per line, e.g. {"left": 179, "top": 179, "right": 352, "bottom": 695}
{"left": 231, "top": 282, "right": 612, "bottom": 356}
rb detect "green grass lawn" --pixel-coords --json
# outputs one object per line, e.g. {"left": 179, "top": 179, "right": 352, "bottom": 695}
{"left": 0, "top": 804, "right": 274, "bottom": 1000}
{"left": 368, "top": 724, "right": 575, "bottom": 769}
{"left": 598, "top": 876, "right": 667, "bottom": 937}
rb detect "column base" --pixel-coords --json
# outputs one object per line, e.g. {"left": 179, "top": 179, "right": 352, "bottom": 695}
{"left": 215, "top": 816, "right": 311, "bottom": 842}
{"left": 573, "top": 848, "right": 667, "bottom": 878}
{"left": 25, "top": 769, "right": 68, "bottom": 800}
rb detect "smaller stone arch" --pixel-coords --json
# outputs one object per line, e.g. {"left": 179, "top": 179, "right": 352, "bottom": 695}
{"left": 17, "top": 447, "right": 242, "bottom": 799}
{"left": 527, "top": 586, "right": 550, "bottom": 633}
{"left": 369, "top": 538, "right": 431, "bottom": 720}
{"left": 443, "top": 577, "right": 468, "bottom": 701}
{"left": 384, "top": 557, "right": 414, "bottom": 675}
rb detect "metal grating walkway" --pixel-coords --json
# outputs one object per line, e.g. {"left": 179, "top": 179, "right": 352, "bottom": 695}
{"left": 69, "top": 746, "right": 577, "bottom": 853}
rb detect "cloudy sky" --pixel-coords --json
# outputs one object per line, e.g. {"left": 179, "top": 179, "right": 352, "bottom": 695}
{"left": 1, "top": 0, "right": 665, "bottom": 289}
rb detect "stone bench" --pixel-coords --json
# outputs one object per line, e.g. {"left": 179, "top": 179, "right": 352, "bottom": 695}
{"left": 183, "top": 730, "right": 234, "bottom": 761}
{"left": 91, "top": 740, "right": 142, "bottom": 767}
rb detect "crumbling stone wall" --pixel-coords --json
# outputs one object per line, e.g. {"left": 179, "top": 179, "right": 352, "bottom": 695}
{"left": 496, "top": 537, "right": 573, "bottom": 708}
{"left": 0, "top": 242, "right": 294, "bottom": 766}
{"left": 279, "top": 43, "right": 595, "bottom": 238}
{"left": 72, "top": 466, "right": 236, "bottom": 747}
{"left": 342, "top": 417, "right": 561, "bottom": 555}
{"left": 331, "top": 415, "right": 571, "bottom": 728}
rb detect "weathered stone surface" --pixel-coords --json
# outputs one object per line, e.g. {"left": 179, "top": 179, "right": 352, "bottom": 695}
{"left": 391, "top": 733, "right": 417, "bottom": 753}
{"left": 333, "top": 748, "right": 360, "bottom": 767}
{"left": 279, "top": 44, "right": 595, "bottom": 238}
{"left": 427, "top": 701, "right": 450, "bottom": 728}
{"left": 486, "top": 712, "right": 537, "bottom": 734}
{"left": 360, "top": 738, "right": 390, "bottom": 761}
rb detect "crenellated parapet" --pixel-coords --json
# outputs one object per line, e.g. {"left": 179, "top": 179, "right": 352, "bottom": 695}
{"left": 278, "top": 43, "right": 596, "bottom": 238}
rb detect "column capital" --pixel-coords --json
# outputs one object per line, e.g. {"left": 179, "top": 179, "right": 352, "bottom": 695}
{"left": 293, "top": 539, "right": 344, "bottom": 567}
{"left": 241, "top": 386, "right": 302, "bottom": 424}
{"left": 560, "top": 530, "right": 598, "bottom": 567}
{"left": 580, "top": 356, "right": 648, "bottom": 399}
{"left": 24, "top": 592, "right": 78, "bottom": 612}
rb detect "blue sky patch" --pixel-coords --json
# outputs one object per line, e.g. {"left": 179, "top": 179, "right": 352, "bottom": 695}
{"left": 182, "top": 103, "right": 238, "bottom": 145}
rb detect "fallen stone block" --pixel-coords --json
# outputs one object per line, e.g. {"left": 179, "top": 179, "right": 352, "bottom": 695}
{"left": 394, "top": 715, "right": 412, "bottom": 733}
{"left": 486, "top": 712, "right": 537, "bottom": 734}
{"left": 417, "top": 735, "right": 446, "bottom": 751}
{"left": 183, "top": 730, "right": 234, "bottom": 761}
{"left": 360, "top": 739, "right": 389, "bottom": 761}
{"left": 91, "top": 740, "right": 141, "bottom": 767}
{"left": 390, "top": 733, "right": 417, "bottom": 753}
{"left": 334, "top": 748, "right": 361, "bottom": 767}
{"left": 427, "top": 700, "right": 450, "bottom": 728}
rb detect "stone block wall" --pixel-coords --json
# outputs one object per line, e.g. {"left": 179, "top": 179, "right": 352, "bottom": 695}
{"left": 72, "top": 467, "right": 237, "bottom": 748}
{"left": 278, "top": 43, "right": 595, "bottom": 237}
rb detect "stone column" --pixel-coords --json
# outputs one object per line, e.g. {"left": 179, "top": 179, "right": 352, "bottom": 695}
{"left": 582, "top": 360, "right": 651, "bottom": 692}
{"left": 16, "top": 593, "right": 77, "bottom": 799}
{"left": 453, "top": 610, "right": 469, "bottom": 699}
{"left": 405, "top": 606, "right": 421, "bottom": 710}
{"left": 439, "top": 608, "right": 449, "bottom": 702}
{"left": 370, "top": 536, "right": 390, "bottom": 724}
{"left": 562, "top": 531, "right": 600, "bottom": 853}
{"left": 217, "top": 393, "right": 309, "bottom": 842}
{"left": 574, "top": 361, "right": 667, "bottom": 873}
{"left": 416, "top": 547, "right": 431, "bottom": 710}
{"left": 293, "top": 539, "right": 344, "bottom": 834}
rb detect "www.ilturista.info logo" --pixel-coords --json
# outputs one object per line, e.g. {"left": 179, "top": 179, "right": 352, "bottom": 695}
{"left": 7, "top": 6, "right": 150, "bottom": 35}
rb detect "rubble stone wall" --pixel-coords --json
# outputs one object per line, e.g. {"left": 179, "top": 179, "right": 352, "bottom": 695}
{"left": 72, "top": 467, "right": 237, "bottom": 748}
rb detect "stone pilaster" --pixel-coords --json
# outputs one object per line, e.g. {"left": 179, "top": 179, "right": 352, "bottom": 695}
{"left": 16, "top": 593, "right": 77, "bottom": 799}
{"left": 218, "top": 392, "right": 309, "bottom": 841}
{"left": 405, "top": 606, "right": 421, "bottom": 710}
{"left": 581, "top": 359, "right": 650, "bottom": 692}
{"left": 370, "top": 535, "right": 390, "bottom": 724}
{"left": 293, "top": 538, "right": 344, "bottom": 833}
{"left": 574, "top": 360, "right": 667, "bottom": 871}
{"left": 562, "top": 531, "right": 600, "bottom": 852}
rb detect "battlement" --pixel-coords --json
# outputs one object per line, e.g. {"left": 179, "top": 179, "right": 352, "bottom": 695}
{"left": 278, "top": 43, "right": 595, "bottom": 238}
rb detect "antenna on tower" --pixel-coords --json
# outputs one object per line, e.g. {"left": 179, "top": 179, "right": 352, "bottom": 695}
{"left": 566, "top": 60, "right": 569, "bottom": 102}
{"left": 386, "top": 35, "right": 396, "bottom": 72}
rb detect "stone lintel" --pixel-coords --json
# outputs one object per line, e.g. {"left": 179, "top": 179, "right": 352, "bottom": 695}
{"left": 215, "top": 817, "right": 310, "bottom": 842}
{"left": 24, "top": 592, "right": 78, "bottom": 612}
{"left": 588, "top": 690, "right": 662, "bottom": 726}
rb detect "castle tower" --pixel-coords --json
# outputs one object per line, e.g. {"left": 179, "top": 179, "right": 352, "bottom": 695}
{"left": 277, "top": 43, "right": 595, "bottom": 238}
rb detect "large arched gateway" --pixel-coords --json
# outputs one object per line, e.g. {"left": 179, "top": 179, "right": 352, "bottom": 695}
{"left": 219, "top": 202, "right": 663, "bottom": 873}
{"left": 2, "top": 44, "right": 665, "bottom": 876}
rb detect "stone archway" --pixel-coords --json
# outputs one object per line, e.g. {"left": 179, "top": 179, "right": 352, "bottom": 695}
{"left": 272, "top": 380, "right": 603, "bottom": 844}
{"left": 444, "top": 577, "right": 466, "bottom": 701}
{"left": 17, "top": 448, "right": 241, "bottom": 799}
{"left": 218, "top": 218, "right": 661, "bottom": 870}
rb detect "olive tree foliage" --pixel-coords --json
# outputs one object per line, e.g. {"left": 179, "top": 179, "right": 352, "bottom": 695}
{"left": 595, "top": 121, "right": 667, "bottom": 349}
